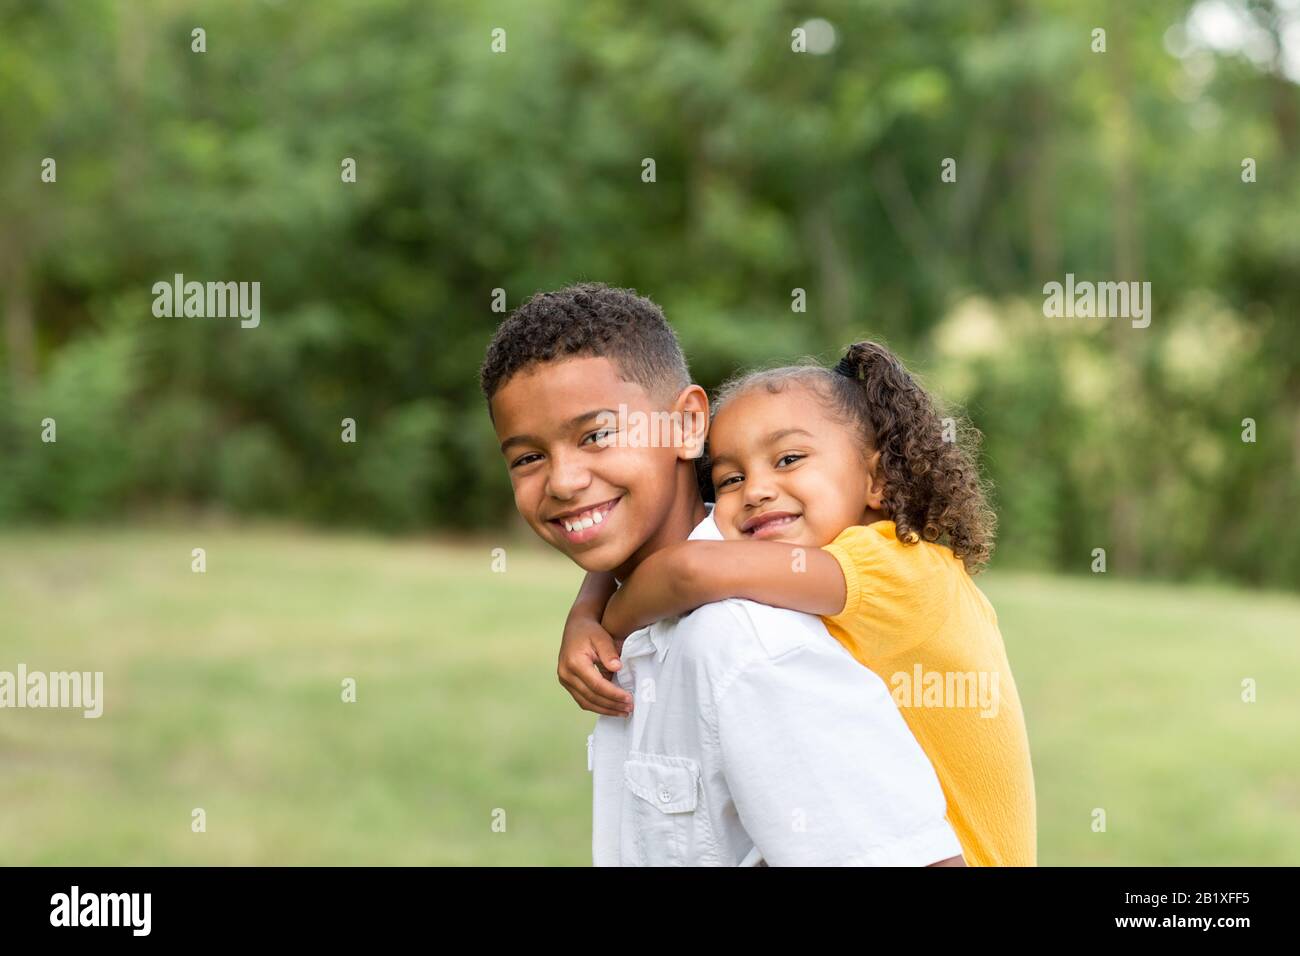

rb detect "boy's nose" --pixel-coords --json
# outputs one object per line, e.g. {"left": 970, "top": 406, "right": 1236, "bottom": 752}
{"left": 545, "top": 451, "right": 593, "bottom": 500}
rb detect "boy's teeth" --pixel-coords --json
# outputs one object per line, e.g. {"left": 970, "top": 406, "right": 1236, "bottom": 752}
{"left": 562, "top": 504, "right": 612, "bottom": 532}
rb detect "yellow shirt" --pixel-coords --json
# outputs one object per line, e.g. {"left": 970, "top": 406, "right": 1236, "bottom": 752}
{"left": 821, "top": 522, "right": 1037, "bottom": 866}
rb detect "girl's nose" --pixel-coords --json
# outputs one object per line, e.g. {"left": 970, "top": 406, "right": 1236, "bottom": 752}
{"left": 743, "top": 476, "right": 777, "bottom": 508}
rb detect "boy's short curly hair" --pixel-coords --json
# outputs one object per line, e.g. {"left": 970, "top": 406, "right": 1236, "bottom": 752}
{"left": 480, "top": 283, "right": 690, "bottom": 406}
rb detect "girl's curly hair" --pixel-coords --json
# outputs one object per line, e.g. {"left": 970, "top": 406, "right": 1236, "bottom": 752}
{"left": 713, "top": 341, "right": 996, "bottom": 572}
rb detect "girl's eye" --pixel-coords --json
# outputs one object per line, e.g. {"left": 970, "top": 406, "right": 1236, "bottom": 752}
{"left": 583, "top": 429, "right": 616, "bottom": 447}
{"left": 715, "top": 474, "right": 743, "bottom": 490}
{"left": 511, "top": 453, "right": 543, "bottom": 470}
{"left": 776, "top": 453, "right": 805, "bottom": 468}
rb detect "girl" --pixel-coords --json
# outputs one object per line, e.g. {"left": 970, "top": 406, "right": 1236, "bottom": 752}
{"left": 599, "top": 341, "right": 1036, "bottom": 867}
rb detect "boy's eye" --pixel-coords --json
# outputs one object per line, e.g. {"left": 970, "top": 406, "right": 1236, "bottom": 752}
{"left": 715, "top": 473, "right": 743, "bottom": 490}
{"left": 775, "top": 453, "right": 805, "bottom": 468}
{"left": 510, "top": 453, "right": 543, "bottom": 469}
{"left": 583, "top": 428, "right": 616, "bottom": 447}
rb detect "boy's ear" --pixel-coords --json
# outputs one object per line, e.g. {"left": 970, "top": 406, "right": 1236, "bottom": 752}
{"left": 865, "top": 449, "right": 886, "bottom": 509}
{"left": 672, "top": 384, "right": 709, "bottom": 461}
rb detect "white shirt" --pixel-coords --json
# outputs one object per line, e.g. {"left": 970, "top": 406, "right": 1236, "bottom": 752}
{"left": 589, "top": 509, "right": 961, "bottom": 866}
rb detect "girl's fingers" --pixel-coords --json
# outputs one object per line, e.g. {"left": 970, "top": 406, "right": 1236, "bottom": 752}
{"left": 582, "top": 686, "right": 632, "bottom": 713}
{"left": 570, "top": 685, "right": 629, "bottom": 718}
{"left": 563, "top": 653, "right": 632, "bottom": 707}
{"left": 588, "top": 631, "right": 622, "bottom": 673}
{"left": 580, "top": 668, "right": 632, "bottom": 710}
{"left": 560, "top": 664, "right": 630, "bottom": 713}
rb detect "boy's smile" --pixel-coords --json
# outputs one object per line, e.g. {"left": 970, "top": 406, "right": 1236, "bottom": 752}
{"left": 548, "top": 495, "right": 622, "bottom": 544}
{"left": 490, "top": 356, "right": 708, "bottom": 577}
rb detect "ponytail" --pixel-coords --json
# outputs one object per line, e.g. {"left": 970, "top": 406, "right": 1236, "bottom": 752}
{"left": 833, "top": 341, "right": 995, "bottom": 571}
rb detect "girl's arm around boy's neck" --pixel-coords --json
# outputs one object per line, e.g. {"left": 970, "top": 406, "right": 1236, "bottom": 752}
{"left": 600, "top": 539, "right": 849, "bottom": 641}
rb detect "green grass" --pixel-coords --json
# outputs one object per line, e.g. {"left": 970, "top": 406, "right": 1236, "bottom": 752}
{"left": 1, "top": 526, "right": 1297, "bottom": 865}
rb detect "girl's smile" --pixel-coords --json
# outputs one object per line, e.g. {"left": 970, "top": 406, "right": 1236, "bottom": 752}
{"left": 709, "top": 382, "right": 885, "bottom": 547}
{"left": 741, "top": 510, "right": 803, "bottom": 538}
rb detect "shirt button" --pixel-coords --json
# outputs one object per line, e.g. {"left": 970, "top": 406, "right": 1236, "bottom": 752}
{"left": 659, "top": 788, "right": 672, "bottom": 803}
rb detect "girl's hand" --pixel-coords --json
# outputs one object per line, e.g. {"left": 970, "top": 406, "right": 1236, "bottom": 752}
{"left": 558, "top": 615, "right": 633, "bottom": 717}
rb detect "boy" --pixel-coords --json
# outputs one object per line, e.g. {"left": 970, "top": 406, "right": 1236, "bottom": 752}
{"left": 481, "top": 283, "right": 963, "bottom": 865}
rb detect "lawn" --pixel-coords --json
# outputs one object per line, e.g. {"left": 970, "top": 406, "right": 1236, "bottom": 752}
{"left": 1, "top": 526, "right": 1297, "bottom": 865}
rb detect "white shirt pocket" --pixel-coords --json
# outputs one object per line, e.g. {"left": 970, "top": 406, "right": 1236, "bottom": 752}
{"left": 622, "top": 752, "right": 701, "bottom": 866}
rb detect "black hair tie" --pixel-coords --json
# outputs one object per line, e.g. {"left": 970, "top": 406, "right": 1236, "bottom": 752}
{"left": 832, "top": 355, "right": 858, "bottom": 379}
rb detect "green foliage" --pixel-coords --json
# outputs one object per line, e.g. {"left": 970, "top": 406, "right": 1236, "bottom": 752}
{"left": 1, "top": 0, "right": 1298, "bottom": 585}
{"left": 1, "top": 324, "right": 138, "bottom": 521}
{"left": 352, "top": 400, "right": 449, "bottom": 530}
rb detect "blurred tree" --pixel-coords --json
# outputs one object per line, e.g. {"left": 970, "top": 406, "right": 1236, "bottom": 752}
{"left": 0, "top": 0, "right": 1296, "bottom": 586}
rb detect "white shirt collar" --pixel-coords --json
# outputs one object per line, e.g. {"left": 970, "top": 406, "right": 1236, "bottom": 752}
{"left": 687, "top": 503, "right": 722, "bottom": 541}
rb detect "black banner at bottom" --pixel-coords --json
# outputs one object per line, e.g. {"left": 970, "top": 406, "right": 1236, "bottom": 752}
{"left": 0, "top": 866, "right": 1282, "bottom": 942}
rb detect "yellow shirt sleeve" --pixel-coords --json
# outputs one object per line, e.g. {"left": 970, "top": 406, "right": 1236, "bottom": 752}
{"left": 821, "top": 522, "right": 955, "bottom": 661}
